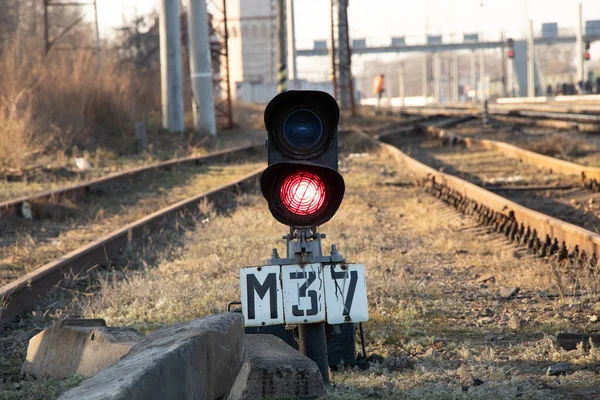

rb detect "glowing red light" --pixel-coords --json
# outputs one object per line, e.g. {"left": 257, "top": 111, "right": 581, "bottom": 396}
{"left": 508, "top": 50, "right": 514, "bottom": 58}
{"left": 280, "top": 172, "right": 326, "bottom": 215}
{"left": 585, "top": 52, "right": 591, "bottom": 60}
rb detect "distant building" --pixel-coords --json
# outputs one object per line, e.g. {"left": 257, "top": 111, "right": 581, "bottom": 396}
{"left": 225, "top": 0, "right": 278, "bottom": 98}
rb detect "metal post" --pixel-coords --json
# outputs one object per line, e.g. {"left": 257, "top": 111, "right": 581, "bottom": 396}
{"left": 433, "top": 53, "right": 441, "bottom": 104}
{"left": 329, "top": 0, "right": 338, "bottom": 99}
{"left": 576, "top": 3, "right": 585, "bottom": 94}
{"left": 399, "top": 62, "right": 405, "bottom": 107}
{"left": 337, "top": 0, "right": 351, "bottom": 110}
{"left": 276, "top": 0, "right": 288, "bottom": 93}
{"left": 93, "top": 0, "right": 102, "bottom": 67}
{"left": 15, "top": 0, "right": 21, "bottom": 66}
{"left": 187, "top": 0, "right": 216, "bottom": 135}
{"left": 285, "top": 232, "right": 330, "bottom": 386}
{"left": 452, "top": 51, "right": 459, "bottom": 102}
{"left": 501, "top": 33, "right": 507, "bottom": 98}
{"left": 527, "top": 19, "right": 535, "bottom": 97}
{"left": 159, "top": 0, "right": 185, "bottom": 132}
{"left": 470, "top": 50, "right": 476, "bottom": 103}
{"left": 422, "top": 54, "right": 428, "bottom": 101}
{"left": 43, "top": 0, "right": 49, "bottom": 55}
{"left": 221, "top": 0, "right": 234, "bottom": 128}
{"left": 286, "top": 0, "right": 297, "bottom": 81}
{"left": 479, "top": 50, "right": 485, "bottom": 101}
{"left": 298, "top": 323, "right": 329, "bottom": 385}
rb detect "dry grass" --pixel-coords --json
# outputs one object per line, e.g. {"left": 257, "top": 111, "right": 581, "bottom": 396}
{"left": 451, "top": 119, "right": 600, "bottom": 166}
{"left": 522, "top": 136, "right": 595, "bottom": 161}
{"left": 0, "top": 43, "right": 139, "bottom": 168}
{"left": 0, "top": 158, "right": 264, "bottom": 285}
{"left": 3, "top": 139, "right": 600, "bottom": 398}
{"left": 77, "top": 148, "right": 600, "bottom": 398}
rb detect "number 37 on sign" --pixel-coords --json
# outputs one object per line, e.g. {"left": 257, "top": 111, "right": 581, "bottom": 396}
{"left": 240, "top": 263, "right": 368, "bottom": 327}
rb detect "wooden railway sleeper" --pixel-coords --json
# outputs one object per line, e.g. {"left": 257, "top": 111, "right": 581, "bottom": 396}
{"left": 421, "top": 179, "right": 600, "bottom": 272}
{"left": 541, "top": 235, "right": 552, "bottom": 257}
{"left": 558, "top": 242, "right": 569, "bottom": 261}
{"left": 522, "top": 227, "right": 531, "bottom": 246}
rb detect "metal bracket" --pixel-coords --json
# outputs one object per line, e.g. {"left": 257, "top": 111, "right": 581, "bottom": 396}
{"left": 267, "top": 227, "right": 345, "bottom": 265}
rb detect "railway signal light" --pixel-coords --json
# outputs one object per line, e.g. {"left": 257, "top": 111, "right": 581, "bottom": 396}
{"left": 585, "top": 40, "right": 591, "bottom": 61}
{"left": 261, "top": 90, "right": 345, "bottom": 228}
{"left": 507, "top": 38, "right": 515, "bottom": 59}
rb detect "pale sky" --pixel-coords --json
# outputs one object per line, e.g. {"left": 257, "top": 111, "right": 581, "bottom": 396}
{"left": 95, "top": 0, "right": 600, "bottom": 41}
{"left": 92, "top": 0, "right": 600, "bottom": 79}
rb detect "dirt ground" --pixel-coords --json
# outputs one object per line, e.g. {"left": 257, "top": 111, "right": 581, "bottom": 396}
{"left": 3, "top": 134, "right": 600, "bottom": 399}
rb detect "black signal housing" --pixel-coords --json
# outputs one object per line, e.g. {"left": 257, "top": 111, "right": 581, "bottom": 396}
{"left": 261, "top": 91, "right": 345, "bottom": 228}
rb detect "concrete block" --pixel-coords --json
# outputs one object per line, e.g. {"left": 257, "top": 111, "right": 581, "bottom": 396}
{"left": 21, "top": 319, "right": 143, "bottom": 379}
{"left": 227, "top": 334, "right": 325, "bottom": 400}
{"left": 59, "top": 312, "right": 244, "bottom": 400}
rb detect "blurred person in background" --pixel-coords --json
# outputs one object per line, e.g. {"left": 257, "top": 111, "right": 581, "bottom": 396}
{"left": 372, "top": 74, "right": 385, "bottom": 107}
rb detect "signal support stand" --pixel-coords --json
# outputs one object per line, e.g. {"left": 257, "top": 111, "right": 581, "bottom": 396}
{"left": 267, "top": 227, "right": 343, "bottom": 386}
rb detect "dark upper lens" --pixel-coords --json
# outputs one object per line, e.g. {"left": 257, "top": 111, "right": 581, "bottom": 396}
{"left": 282, "top": 109, "right": 324, "bottom": 150}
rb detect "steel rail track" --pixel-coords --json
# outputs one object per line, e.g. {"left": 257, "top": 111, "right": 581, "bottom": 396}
{"left": 0, "top": 168, "right": 263, "bottom": 331}
{"left": 362, "top": 129, "right": 600, "bottom": 273}
{"left": 397, "top": 107, "right": 600, "bottom": 132}
{"left": 0, "top": 119, "right": 425, "bottom": 331}
{"left": 422, "top": 124, "right": 600, "bottom": 189}
{"left": 0, "top": 144, "right": 263, "bottom": 218}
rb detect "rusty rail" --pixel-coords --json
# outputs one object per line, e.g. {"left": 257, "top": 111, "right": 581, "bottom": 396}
{"left": 0, "top": 169, "right": 263, "bottom": 331}
{"left": 358, "top": 130, "right": 600, "bottom": 275}
{"left": 422, "top": 125, "right": 600, "bottom": 190}
{"left": 0, "top": 144, "right": 263, "bottom": 218}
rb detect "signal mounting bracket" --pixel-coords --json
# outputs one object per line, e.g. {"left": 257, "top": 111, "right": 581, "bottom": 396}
{"left": 266, "top": 227, "right": 345, "bottom": 266}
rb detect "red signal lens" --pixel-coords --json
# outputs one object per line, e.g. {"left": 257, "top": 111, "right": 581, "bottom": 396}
{"left": 585, "top": 52, "right": 591, "bottom": 60}
{"left": 280, "top": 172, "right": 326, "bottom": 215}
{"left": 508, "top": 50, "right": 514, "bottom": 58}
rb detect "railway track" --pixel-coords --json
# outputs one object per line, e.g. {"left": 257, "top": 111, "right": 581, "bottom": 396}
{"left": 398, "top": 106, "right": 600, "bottom": 133}
{"left": 0, "top": 144, "right": 262, "bottom": 218}
{"left": 371, "top": 120, "right": 600, "bottom": 272}
{"left": 3, "top": 113, "right": 598, "bottom": 334}
{"left": 0, "top": 114, "right": 438, "bottom": 332}
{"left": 0, "top": 145, "right": 266, "bottom": 331}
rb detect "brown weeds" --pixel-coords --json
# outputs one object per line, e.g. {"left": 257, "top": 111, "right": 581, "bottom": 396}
{"left": 0, "top": 40, "right": 144, "bottom": 170}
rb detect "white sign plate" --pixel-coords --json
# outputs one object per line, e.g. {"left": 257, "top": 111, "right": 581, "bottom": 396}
{"left": 281, "top": 264, "right": 326, "bottom": 324}
{"left": 324, "top": 264, "right": 369, "bottom": 324}
{"left": 240, "top": 265, "right": 284, "bottom": 327}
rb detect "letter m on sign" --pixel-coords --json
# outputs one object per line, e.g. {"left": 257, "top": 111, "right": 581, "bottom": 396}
{"left": 240, "top": 265, "right": 284, "bottom": 327}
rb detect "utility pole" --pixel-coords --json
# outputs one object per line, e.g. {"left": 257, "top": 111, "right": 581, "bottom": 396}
{"left": 452, "top": 52, "right": 459, "bottom": 102}
{"left": 329, "top": 0, "right": 338, "bottom": 98}
{"left": 527, "top": 19, "right": 535, "bottom": 97}
{"left": 159, "top": 0, "right": 184, "bottom": 132}
{"left": 93, "top": 0, "right": 102, "bottom": 67}
{"left": 15, "top": 0, "right": 21, "bottom": 66}
{"left": 337, "top": 0, "right": 352, "bottom": 111}
{"left": 277, "top": 0, "right": 288, "bottom": 93}
{"left": 422, "top": 54, "right": 428, "bottom": 101}
{"left": 576, "top": 3, "right": 585, "bottom": 94}
{"left": 399, "top": 62, "right": 405, "bottom": 107}
{"left": 479, "top": 50, "right": 485, "bottom": 101}
{"left": 470, "top": 51, "right": 476, "bottom": 103}
{"left": 286, "top": 0, "right": 297, "bottom": 81}
{"left": 433, "top": 53, "right": 441, "bottom": 103}
{"left": 501, "top": 33, "right": 507, "bottom": 98}
{"left": 43, "top": 0, "right": 50, "bottom": 55}
{"left": 187, "top": 0, "right": 216, "bottom": 135}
